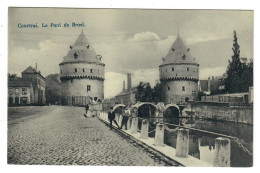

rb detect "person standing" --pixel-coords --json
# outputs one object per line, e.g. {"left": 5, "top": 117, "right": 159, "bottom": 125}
{"left": 120, "top": 107, "right": 130, "bottom": 130}
{"left": 85, "top": 104, "right": 89, "bottom": 114}
{"left": 108, "top": 107, "right": 120, "bottom": 130}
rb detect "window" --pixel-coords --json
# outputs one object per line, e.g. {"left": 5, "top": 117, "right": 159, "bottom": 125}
{"left": 182, "top": 86, "right": 185, "bottom": 91}
{"left": 172, "top": 68, "right": 174, "bottom": 71}
{"left": 22, "top": 88, "right": 27, "bottom": 95}
{"left": 75, "top": 68, "right": 77, "bottom": 72}
{"left": 87, "top": 85, "right": 91, "bottom": 92}
{"left": 74, "top": 52, "right": 78, "bottom": 59}
{"left": 83, "top": 68, "right": 85, "bottom": 72}
{"left": 165, "top": 68, "right": 167, "bottom": 72}
{"left": 60, "top": 70, "right": 62, "bottom": 74}
{"left": 187, "top": 67, "right": 189, "bottom": 71}
{"left": 182, "top": 54, "right": 186, "bottom": 60}
{"left": 168, "top": 86, "right": 170, "bottom": 91}
{"left": 90, "top": 69, "right": 93, "bottom": 73}
{"left": 15, "top": 88, "right": 19, "bottom": 94}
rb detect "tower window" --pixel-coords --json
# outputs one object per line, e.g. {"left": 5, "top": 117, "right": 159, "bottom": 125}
{"left": 90, "top": 69, "right": 93, "bottom": 73}
{"left": 74, "top": 52, "right": 78, "bottom": 59}
{"left": 182, "top": 54, "right": 186, "bottom": 60}
{"left": 182, "top": 86, "right": 185, "bottom": 91}
{"left": 87, "top": 85, "right": 91, "bottom": 92}
{"left": 187, "top": 67, "right": 189, "bottom": 71}
{"left": 75, "top": 68, "right": 77, "bottom": 72}
{"left": 83, "top": 68, "right": 85, "bottom": 72}
{"left": 168, "top": 86, "right": 170, "bottom": 91}
{"left": 172, "top": 68, "right": 174, "bottom": 71}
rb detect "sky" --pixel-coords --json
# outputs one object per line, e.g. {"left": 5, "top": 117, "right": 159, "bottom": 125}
{"left": 8, "top": 8, "right": 253, "bottom": 98}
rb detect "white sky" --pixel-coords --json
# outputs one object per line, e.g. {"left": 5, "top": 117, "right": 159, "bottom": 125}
{"left": 8, "top": 8, "right": 253, "bottom": 98}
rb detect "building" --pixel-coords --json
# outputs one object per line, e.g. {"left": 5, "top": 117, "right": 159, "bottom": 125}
{"left": 115, "top": 73, "right": 137, "bottom": 106}
{"left": 159, "top": 34, "right": 199, "bottom": 104}
{"left": 8, "top": 79, "right": 34, "bottom": 105}
{"left": 22, "top": 66, "right": 46, "bottom": 105}
{"left": 199, "top": 76, "right": 222, "bottom": 95}
{"left": 59, "top": 30, "right": 105, "bottom": 105}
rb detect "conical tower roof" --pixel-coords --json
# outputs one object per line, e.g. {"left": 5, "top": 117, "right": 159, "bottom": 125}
{"left": 61, "top": 30, "right": 101, "bottom": 63}
{"left": 162, "top": 34, "right": 197, "bottom": 65}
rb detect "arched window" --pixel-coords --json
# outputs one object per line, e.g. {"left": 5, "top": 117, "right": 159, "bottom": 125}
{"left": 182, "top": 86, "right": 185, "bottom": 91}
{"left": 187, "top": 67, "right": 189, "bottom": 71}
{"left": 75, "top": 68, "right": 77, "bottom": 72}
{"left": 172, "top": 68, "right": 174, "bottom": 71}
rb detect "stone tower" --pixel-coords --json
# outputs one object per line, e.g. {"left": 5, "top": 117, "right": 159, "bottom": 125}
{"left": 159, "top": 34, "right": 199, "bottom": 104}
{"left": 59, "top": 30, "right": 105, "bottom": 105}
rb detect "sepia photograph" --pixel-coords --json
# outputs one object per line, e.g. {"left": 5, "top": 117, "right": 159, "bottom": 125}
{"left": 7, "top": 7, "right": 253, "bottom": 167}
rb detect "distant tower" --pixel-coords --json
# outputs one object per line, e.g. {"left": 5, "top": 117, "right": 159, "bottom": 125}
{"left": 159, "top": 34, "right": 199, "bottom": 104}
{"left": 59, "top": 30, "right": 105, "bottom": 105}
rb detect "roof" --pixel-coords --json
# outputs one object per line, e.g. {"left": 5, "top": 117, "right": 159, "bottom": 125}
{"left": 61, "top": 30, "right": 103, "bottom": 64}
{"left": 115, "top": 87, "right": 138, "bottom": 97}
{"left": 8, "top": 79, "right": 32, "bottom": 87}
{"left": 162, "top": 34, "right": 198, "bottom": 65}
{"left": 22, "top": 66, "right": 37, "bottom": 73}
{"left": 22, "top": 66, "right": 46, "bottom": 80}
{"left": 200, "top": 80, "right": 221, "bottom": 92}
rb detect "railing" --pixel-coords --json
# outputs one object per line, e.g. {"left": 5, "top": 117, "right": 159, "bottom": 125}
{"left": 98, "top": 112, "right": 254, "bottom": 167}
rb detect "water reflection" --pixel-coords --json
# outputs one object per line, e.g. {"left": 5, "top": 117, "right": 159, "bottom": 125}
{"left": 143, "top": 117, "right": 253, "bottom": 167}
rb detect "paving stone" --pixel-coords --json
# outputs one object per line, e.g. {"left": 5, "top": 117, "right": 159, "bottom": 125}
{"left": 8, "top": 106, "right": 179, "bottom": 166}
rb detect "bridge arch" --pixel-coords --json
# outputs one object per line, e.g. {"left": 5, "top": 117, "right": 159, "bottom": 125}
{"left": 132, "top": 102, "right": 157, "bottom": 118}
{"left": 164, "top": 104, "right": 180, "bottom": 119}
{"left": 112, "top": 104, "right": 126, "bottom": 114}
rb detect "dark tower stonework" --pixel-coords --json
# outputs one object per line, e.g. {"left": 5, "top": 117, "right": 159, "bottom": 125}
{"left": 59, "top": 30, "right": 105, "bottom": 105}
{"left": 159, "top": 34, "right": 199, "bottom": 104}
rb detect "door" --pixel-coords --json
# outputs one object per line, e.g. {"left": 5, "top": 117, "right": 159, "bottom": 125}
{"left": 15, "top": 97, "right": 19, "bottom": 104}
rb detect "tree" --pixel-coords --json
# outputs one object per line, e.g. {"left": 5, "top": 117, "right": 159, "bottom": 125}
{"left": 224, "top": 31, "right": 253, "bottom": 93}
{"left": 45, "top": 74, "right": 62, "bottom": 104}
{"left": 135, "top": 81, "right": 162, "bottom": 103}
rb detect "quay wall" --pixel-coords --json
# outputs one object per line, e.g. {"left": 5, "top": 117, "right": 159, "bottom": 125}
{"left": 186, "top": 102, "right": 253, "bottom": 124}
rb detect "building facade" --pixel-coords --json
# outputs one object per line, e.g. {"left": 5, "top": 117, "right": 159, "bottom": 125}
{"left": 8, "top": 79, "right": 34, "bottom": 105}
{"left": 59, "top": 30, "right": 105, "bottom": 105}
{"left": 159, "top": 34, "right": 199, "bottom": 104}
{"left": 22, "top": 66, "right": 46, "bottom": 105}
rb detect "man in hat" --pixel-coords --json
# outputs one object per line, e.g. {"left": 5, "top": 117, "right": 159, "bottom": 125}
{"left": 108, "top": 106, "right": 120, "bottom": 130}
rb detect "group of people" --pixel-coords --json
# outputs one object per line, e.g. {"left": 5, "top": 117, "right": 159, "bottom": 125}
{"left": 108, "top": 106, "right": 131, "bottom": 130}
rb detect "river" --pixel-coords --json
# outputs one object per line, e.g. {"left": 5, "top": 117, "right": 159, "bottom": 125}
{"left": 140, "top": 117, "right": 253, "bottom": 167}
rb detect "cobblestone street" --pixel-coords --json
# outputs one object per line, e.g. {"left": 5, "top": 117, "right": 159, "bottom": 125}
{"left": 8, "top": 106, "right": 178, "bottom": 166}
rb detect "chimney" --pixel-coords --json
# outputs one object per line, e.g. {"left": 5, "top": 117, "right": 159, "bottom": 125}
{"left": 123, "top": 81, "right": 125, "bottom": 91}
{"left": 208, "top": 76, "right": 211, "bottom": 92}
{"left": 127, "top": 73, "right": 132, "bottom": 91}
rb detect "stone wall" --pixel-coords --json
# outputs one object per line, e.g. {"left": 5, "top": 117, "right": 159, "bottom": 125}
{"left": 161, "top": 80, "right": 198, "bottom": 104}
{"left": 185, "top": 102, "right": 253, "bottom": 124}
{"left": 159, "top": 64, "right": 199, "bottom": 80}
{"left": 60, "top": 63, "right": 104, "bottom": 78}
{"left": 61, "top": 78, "right": 104, "bottom": 100}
